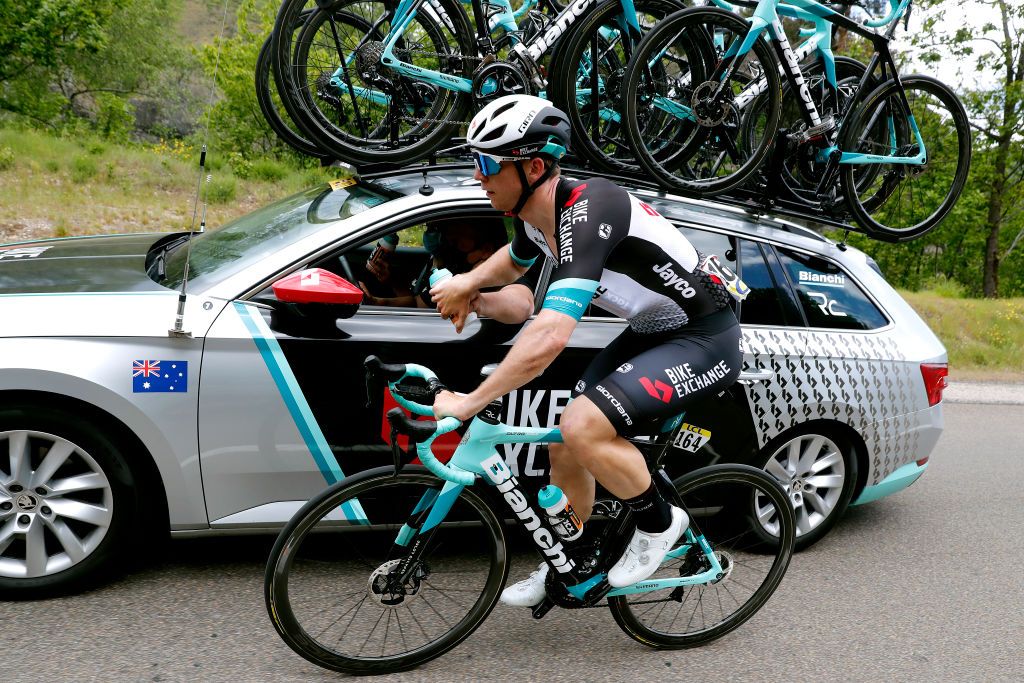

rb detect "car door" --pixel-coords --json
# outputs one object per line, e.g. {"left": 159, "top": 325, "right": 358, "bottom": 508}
{"left": 196, "top": 210, "right": 577, "bottom": 527}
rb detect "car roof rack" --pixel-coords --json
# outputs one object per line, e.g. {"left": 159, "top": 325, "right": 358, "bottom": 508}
{"left": 326, "top": 145, "right": 859, "bottom": 244}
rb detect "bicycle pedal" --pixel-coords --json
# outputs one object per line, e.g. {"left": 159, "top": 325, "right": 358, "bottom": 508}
{"left": 531, "top": 597, "right": 555, "bottom": 619}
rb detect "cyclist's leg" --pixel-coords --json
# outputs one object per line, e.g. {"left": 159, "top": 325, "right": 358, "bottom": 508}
{"left": 564, "top": 309, "right": 743, "bottom": 585}
{"left": 552, "top": 327, "right": 653, "bottom": 523}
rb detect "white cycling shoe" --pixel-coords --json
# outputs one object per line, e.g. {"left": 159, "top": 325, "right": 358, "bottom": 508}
{"left": 607, "top": 506, "right": 689, "bottom": 588}
{"left": 499, "top": 562, "right": 549, "bottom": 607}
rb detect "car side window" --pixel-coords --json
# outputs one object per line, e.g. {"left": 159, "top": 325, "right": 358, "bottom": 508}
{"left": 314, "top": 216, "right": 513, "bottom": 311}
{"left": 774, "top": 247, "right": 889, "bottom": 330}
{"left": 737, "top": 240, "right": 796, "bottom": 326}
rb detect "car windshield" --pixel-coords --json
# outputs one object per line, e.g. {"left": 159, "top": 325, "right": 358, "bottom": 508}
{"left": 160, "top": 181, "right": 394, "bottom": 291}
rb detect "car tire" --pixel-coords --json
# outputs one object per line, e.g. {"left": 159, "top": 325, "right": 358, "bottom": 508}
{"left": 756, "top": 425, "right": 859, "bottom": 551}
{"left": 0, "top": 405, "right": 142, "bottom": 599}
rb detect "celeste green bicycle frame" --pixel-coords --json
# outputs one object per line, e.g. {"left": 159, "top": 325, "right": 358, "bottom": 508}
{"left": 651, "top": 0, "right": 925, "bottom": 168}
{"left": 386, "top": 363, "right": 724, "bottom": 600}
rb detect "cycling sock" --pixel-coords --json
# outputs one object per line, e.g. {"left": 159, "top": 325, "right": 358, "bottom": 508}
{"left": 623, "top": 481, "right": 673, "bottom": 533}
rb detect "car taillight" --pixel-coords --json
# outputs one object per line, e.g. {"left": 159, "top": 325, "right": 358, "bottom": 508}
{"left": 920, "top": 363, "right": 948, "bottom": 406}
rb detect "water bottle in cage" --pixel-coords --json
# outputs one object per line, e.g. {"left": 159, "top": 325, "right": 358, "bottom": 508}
{"left": 538, "top": 485, "right": 583, "bottom": 543}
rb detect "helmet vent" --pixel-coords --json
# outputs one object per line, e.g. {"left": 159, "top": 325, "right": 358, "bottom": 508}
{"left": 541, "top": 115, "right": 564, "bottom": 126}
{"left": 492, "top": 101, "right": 517, "bottom": 117}
{"left": 480, "top": 124, "right": 507, "bottom": 142}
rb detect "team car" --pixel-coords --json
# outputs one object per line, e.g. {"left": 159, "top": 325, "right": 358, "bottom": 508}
{"left": 0, "top": 165, "right": 948, "bottom": 598}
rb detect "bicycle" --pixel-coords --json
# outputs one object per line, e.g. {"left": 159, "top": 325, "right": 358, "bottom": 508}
{"left": 264, "top": 356, "right": 796, "bottom": 674}
{"left": 620, "top": 0, "right": 971, "bottom": 240}
{"left": 268, "top": 0, "right": 685, "bottom": 166}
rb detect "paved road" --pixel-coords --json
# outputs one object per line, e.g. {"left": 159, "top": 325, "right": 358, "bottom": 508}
{"left": 5, "top": 402, "right": 1023, "bottom": 683}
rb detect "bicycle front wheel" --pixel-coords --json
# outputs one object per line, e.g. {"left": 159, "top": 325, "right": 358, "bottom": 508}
{"left": 840, "top": 75, "right": 972, "bottom": 241}
{"left": 608, "top": 464, "right": 795, "bottom": 648}
{"left": 265, "top": 467, "right": 509, "bottom": 675}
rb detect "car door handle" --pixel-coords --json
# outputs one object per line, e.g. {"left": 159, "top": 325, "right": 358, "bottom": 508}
{"left": 738, "top": 366, "right": 774, "bottom": 384}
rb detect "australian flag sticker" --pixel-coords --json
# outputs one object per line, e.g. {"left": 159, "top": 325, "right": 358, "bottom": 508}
{"left": 133, "top": 360, "right": 188, "bottom": 393}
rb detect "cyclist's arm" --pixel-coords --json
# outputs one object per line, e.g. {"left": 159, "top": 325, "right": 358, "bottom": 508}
{"left": 439, "top": 308, "right": 575, "bottom": 418}
{"left": 472, "top": 282, "right": 534, "bottom": 323}
{"left": 432, "top": 245, "right": 530, "bottom": 329}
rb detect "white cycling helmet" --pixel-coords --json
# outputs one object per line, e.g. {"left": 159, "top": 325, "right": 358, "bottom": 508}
{"left": 467, "top": 95, "right": 570, "bottom": 163}
{"left": 467, "top": 95, "right": 571, "bottom": 214}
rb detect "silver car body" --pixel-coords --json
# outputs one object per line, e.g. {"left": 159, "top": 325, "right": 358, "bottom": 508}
{"left": 0, "top": 168, "right": 945, "bottom": 541}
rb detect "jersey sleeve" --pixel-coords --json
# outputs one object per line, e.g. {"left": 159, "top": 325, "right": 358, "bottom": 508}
{"left": 542, "top": 179, "right": 630, "bottom": 321}
{"left": 508, "top": 218, "right": 540, "bottom": 268}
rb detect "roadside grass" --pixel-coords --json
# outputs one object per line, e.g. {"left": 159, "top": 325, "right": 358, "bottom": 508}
{"left": 0, "top": 127, "right": 337, "bottom": 244}
{"left": 900, "top": 290, "right": 1024, "bottom": 382}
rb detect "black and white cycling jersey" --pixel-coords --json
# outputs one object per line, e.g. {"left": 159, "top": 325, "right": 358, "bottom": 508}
{"left": 509, "top": 177, "right": 731, "bottom": 333}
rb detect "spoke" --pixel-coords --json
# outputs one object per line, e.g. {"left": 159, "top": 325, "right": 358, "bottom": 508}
{"left": 47, "top": 498, "right": 112, "bottom": 528}
{"left": 31, "top": 440, "right": 76, "bottom": 487}
{"left": 784, "top": 441, "right": 801, "bottom": 473}
{"left": 764, "top": 458, "right": 790, "bottom": 482}
{"left": 47, "top": 471, "right": 107, "bottom": 495}
{"left": 806, "top": 473, "right": 843, "bottom": 489}
{"left": 7, "top": 431, "right": 30, "bottom": 483}
{"left": 25, "top": 516, "right": 48, "bottom": 577}
{"left": 809, "top": 451, "right": 842, "bottom": 474}
{"left": 358, "top": 609, "right": 388, "bottom": 657}
{"left": 44, "top": 516, "right": 88, "bottom": 562}
{"left": 798, "top": 437, "right": 824, "bottom": 474}
{"left": 795, "top": 504, "right": 812, "bottom": 535}
{"left": 804, "top": 490, "right": 830, "bottom": 517}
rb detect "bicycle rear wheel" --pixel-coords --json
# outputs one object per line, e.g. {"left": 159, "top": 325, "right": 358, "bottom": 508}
{"left": 608, "top": 464, "right": 795, "bottom": 648}
{"left": 256, "top": 23, "right": 332, "bottom": 160}
{"left": 265, "top": 467, "right": 509, "bottom": 675}
{"left": 621, "top": 7, "right": 781, "bottom": 196}
{"left": 840, "top": 75, "right": 972, "bottom": 241}
{"left": 291, "top": 0, "right": 476, "bottom": 165}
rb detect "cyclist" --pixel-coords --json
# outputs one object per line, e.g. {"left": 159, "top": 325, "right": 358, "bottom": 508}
{"left": 431, "top": 95, "right": 744, "bottom": 607}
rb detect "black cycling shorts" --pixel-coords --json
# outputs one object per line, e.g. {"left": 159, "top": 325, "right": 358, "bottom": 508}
{"left": 575, "top": 308, "right": 742, "bottom": 436}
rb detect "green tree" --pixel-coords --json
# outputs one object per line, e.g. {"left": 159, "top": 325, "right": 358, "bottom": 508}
{"left": 0, "top": 0, "right": 195, "bottom": 138}
{"left": 915, "top": 0, "right": 1024, "bottom": 297}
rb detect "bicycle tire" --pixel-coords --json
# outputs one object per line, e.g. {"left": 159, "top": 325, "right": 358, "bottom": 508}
{"left": 256, "top": 26, "right": 332, "bottom": 160}
{"left": 840, "top": 74, "right": 971, "bottom": 241}
{"left": 289, "top": 0, "right": 476, "bottom": 165}
{"left": 608, "top": 464, "right": 795, "bottom": 648}
{"left": 265, "top": 466, "right": 509, "bottom": 675}
{"left": 548, "top": 0, "right": 687, "bottom": 174}
{"left": 622, "top": 7, "right": 782, "bottom": 196}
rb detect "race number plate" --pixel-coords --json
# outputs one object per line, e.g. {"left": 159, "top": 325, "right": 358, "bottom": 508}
{"left": 672, "top": 423, "right": 711, "bottom": 453}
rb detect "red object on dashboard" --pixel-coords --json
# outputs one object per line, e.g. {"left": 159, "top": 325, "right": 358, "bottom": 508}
{"left": 272, "top": 268, "right": 363, "bottom": 304}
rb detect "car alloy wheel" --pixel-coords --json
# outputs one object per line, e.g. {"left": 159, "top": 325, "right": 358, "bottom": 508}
{"left": 0, "top": 429, "right": 114, "bottom": 580}
{"left": 755, "top": 430, "right": 856, "bottom": 548}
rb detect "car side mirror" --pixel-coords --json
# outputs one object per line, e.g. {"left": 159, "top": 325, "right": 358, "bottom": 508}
{"left": 271, "top": 268, "right": 363, "bottom": 320}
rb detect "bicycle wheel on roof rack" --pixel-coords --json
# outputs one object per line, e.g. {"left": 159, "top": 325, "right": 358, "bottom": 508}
{"left": 547, "top": 0, "right": 690, "bottom": 174}
{"left": 287, "top": 0, "right": 476, "bottom": 165}
{"left": 839, "top": 75, "right": 972, "bottom": 242}
{"left": 256, "top": 23, "right": 332, "bottom": 161}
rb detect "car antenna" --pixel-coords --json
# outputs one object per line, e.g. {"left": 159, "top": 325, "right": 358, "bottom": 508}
{"left": 169, "top": 0, "right": 232, "bottom": 338}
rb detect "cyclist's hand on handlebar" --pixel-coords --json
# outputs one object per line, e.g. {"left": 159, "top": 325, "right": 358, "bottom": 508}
{"left": 433, "top": 390, "right": 476, "bottom": 422}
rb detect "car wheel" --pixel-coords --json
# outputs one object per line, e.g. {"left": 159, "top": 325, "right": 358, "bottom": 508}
{"left": 0, "top": 405, "right": 141, "bottom": 599}
{"left": 756, "top": 427, "right": 858, "bottom": 550}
